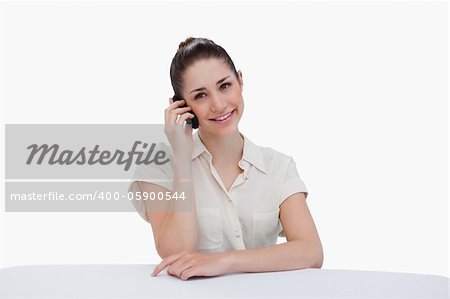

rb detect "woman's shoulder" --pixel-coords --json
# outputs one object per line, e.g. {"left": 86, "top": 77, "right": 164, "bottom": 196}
{"left": 258, "top": 145, "right": 292, "bottom": 161}
{"left": 250, "top": 140, "right": 295, "bottom": 174}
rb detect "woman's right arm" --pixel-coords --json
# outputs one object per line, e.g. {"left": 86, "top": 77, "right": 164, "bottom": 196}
{"left": 130, "top": 156, "right": 197, "bottom": 258}
{"left": 131, "top": 98, "right": 198, "bottom": 258}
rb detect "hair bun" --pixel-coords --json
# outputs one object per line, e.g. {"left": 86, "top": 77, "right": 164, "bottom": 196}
{"left": 178, "top": 37, "right": 196, "bottom": 50}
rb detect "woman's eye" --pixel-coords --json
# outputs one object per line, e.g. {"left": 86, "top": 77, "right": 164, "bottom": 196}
{"left": 221, "top": 82, "right": 231, "bottom": 89}
{"left": 194, "top": 93, "right": 206, "bottom": 100}
{"left": 194, "top": 83, "right": 230, "bottom": 99}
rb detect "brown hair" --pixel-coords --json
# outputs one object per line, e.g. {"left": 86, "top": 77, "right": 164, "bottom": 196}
{"left": 170, "top": 37, "right": 239, "bottom": 98}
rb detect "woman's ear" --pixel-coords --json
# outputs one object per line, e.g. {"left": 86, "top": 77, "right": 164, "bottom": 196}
{"left": 237, "top": 70, "right": 244, "bottom": 90}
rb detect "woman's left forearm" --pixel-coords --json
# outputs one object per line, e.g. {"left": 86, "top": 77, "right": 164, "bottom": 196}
{"left": 225, "top": 239, "right": 323, "bottom": 273}
{"left": 152, "top": 240, "right": 323, "bottom": 279}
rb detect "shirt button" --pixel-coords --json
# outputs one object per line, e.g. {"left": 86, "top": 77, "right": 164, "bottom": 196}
{"left": 235, "top": 231, "right": 240, "bottom": 238}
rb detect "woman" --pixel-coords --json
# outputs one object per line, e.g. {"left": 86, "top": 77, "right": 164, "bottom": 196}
{"left": 130, "top": 37, "right": 323, "bottom": 280}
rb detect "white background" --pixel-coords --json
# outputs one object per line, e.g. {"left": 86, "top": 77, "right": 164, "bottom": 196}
{"left": 0, "top": 1, "right": 448, "bottom": 278}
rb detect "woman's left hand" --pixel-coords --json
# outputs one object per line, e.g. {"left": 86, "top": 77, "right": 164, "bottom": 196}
{"left": 151, "top": 250, "right": 233, "bottom": 280}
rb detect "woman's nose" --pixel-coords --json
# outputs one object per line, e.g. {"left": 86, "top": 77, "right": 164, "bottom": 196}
{"left": 209, "top": 93, "right": 227, "bottom": 112}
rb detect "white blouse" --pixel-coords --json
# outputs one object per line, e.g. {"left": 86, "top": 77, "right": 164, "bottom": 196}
{"left": 129, "top": 132, "right": 308, "bottom": 253}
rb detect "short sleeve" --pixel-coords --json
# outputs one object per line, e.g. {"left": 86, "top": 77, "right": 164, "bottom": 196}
{"left": 277, "top": 157, "right": 308, "bottom": 238}
{"left": 128, "top": 142, "right": 174, "bottom": 223}
{"left": 278, "top": 157, "right": 309, "bottom": 206}
{"left": 130, "top": 142, "right": 174, "bottom": 191}
{"left": 128, "top": 181, "right": 150, "bottom": 223}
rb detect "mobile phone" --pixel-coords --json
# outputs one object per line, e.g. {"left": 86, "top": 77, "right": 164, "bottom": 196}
{"left": 172, "top": 94, "right": 199, "bottom": 129}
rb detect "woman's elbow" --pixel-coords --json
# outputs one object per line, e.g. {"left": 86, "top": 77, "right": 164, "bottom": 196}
{"left": 295, "top": 239, "right": 323, "bottom": 269}
{"left": 312, "top": 253, "right": 323, "bottom": 269}
{"left": 291, "top": 239, "right": 324, "bottom": 269}
{"left": 311, "top": 243, "right": 324, "bottom": 269}
{"left": 155, "top": 238, "right": 198, "bottom": 259}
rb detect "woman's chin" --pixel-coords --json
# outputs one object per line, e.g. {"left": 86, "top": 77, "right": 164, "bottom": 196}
{"left": 201, "top": 123, "right": 240, "bottom": 137}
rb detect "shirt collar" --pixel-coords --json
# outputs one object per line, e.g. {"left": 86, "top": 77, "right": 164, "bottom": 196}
{"left": 191, "top": 131, "right": 267, "bottom": 174}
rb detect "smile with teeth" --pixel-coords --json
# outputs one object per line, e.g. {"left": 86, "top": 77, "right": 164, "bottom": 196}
{"left": 212, "top": 110, "right": 234, "bottom": 121}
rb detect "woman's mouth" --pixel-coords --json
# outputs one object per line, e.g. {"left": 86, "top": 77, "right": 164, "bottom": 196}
{"left": 210, "top": 109, "right": 235, "bottom": 124}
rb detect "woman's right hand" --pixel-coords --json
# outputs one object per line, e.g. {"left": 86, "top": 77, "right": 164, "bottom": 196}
{"left": 164, "top": 97, "right": 196, "bottom": 159}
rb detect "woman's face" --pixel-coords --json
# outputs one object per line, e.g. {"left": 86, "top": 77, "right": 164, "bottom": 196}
{"left": 181, "top": 57, "right": 244, "bottom": 137}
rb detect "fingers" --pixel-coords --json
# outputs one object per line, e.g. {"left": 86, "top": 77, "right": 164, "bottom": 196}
{"left": 165, "top": 98, "right": 185, "bottom": 119}
{"left": 164, "top": 99, "right": 193, "bottom": 125}
{"left": 167, "top": 98, "right": 187, "bottom": 110}
{"left": 165, "top": 106, "right": 191, "bottom": 122}
{"left": 177, "top": 113, "right": 195, "bottom": 125}
{"left": 151, "top": 251, "right": 185, "bottom": 277}
{"left": 180, "top": 267, "right": 198, "bottom": 281}
{"left": 167, "top": 254, "right": 195, "bottom": 278}
{"left": 151, "top": 251, "right": 212, "bottom": 280}
{"left": 167, "top": 269, "right": 176, "bottom": 276}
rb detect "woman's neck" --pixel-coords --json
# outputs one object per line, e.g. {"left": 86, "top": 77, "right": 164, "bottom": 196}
{"left": 198, "top": 129, "right": 244, "bottom": 166}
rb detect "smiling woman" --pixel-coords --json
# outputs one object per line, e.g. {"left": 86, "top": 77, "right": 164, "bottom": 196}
{"left": 129, "top": 37, "right": 323, "bottom": 280}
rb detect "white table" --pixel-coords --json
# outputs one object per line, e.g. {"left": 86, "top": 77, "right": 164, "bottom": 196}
{"left": 0, "top": 264, "right": 448, "bottom": 298}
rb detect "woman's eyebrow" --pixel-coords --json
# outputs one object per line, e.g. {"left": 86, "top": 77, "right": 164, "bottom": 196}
{"left": 189, "top": 76, "right": 230, "bottom": 94}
